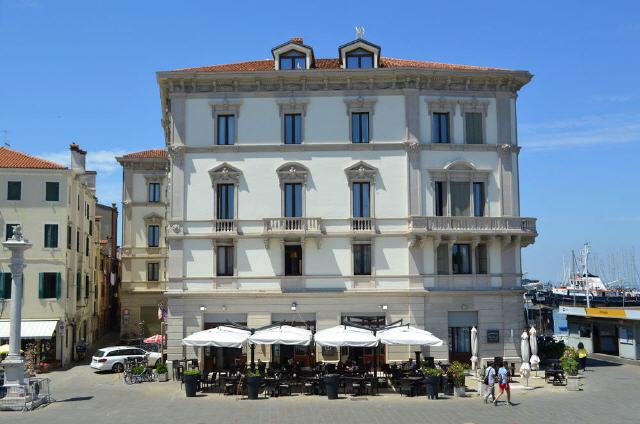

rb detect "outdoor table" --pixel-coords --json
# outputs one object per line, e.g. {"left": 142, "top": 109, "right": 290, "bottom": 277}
{"left": 223, "top": 376, "right": 240, "bottom": 395}
{"left": 406, "top": 376, "right": 424, "bottom": 396}
{"left": 304, "top": 377, "right": 324, "bottom": 395}
{"left": 263, "top": 377, "right": 280, "bottom": 397}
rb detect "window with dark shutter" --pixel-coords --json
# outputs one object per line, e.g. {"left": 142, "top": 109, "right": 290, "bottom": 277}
{"left": 7, "top": 181, "right": 21, "bottom": 200}
{"left": 0, "top": 273, "right": 11, "bottom": 299}
{"left": 45, "top": 182, "right": 60, "bottom": 201}
{"left": 44, "top": 224, "right": 59, "bottom": 248}
{"left": 465, "top": 112, "right": 483, "bottom": 144}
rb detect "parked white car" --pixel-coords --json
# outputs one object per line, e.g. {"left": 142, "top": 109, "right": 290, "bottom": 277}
{"left": 90, "top": 346, "right": 162, "bottom": 373}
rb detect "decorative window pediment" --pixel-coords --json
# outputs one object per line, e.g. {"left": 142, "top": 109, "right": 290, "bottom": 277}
{"left": 345, "top": 161, "right": 378, "bottom": 183}
{"left": 426, "top": 98, "right": 457, "bottom": 115}
{"left": 344, "top": 97, "right": 377, "bottom": 116}
{"left": 209, "top": 163, "right": 242, "bottom": 186}
{"left": 276, "top": 162, "right": 309, "bottom": 184}
{"left": 429, "top": 160, "right": 490, "bottom": 182}
{"left": 143, "top": 213, "right": 163, "bottom": 225}
{"left": 272, "top": 38, "right": 314, "bottom": 70}
{"left": 339, "top": 39, "right": 381, "bottom": 69}
{"left": 460, "top": 99, "right": 490, "bottom": 117}
{"left": 144, "top": 174, "right": 165, "bottom": 184}
{"left": 277, "top": 97, "right": 309, "bottom": 116}
{"left": 210, "top": 100, "right": 242, "bottom": 118}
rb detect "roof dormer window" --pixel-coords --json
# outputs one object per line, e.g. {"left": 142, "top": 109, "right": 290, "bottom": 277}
{"left": 346, "top": 48, "right": 374, "bottom": 69}
{"left": 279, "top": 50, "right": 306, "bottom": 70}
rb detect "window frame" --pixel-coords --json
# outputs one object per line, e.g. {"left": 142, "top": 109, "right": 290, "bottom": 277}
{"left": 464, "top": 111, "right": 484, "bottom": 145}
{"left": 432, "top": 112, "right": 451, "bottom": 144}
{"left": 345, "top": 98, "right": 376, "bottom": 144}
{"left": 45, "top": 181, "right": 60, "bottom": 202}
{"left": 147, "top": 225, "right": 160, "bottom": 248}
{"left": 475, "top": 243, "right": 488, "bottom": 275}
{"left": 284, "top": 244, "right": 303, "bottom": 276}
{"left": 351, "top": 182, "right": 371, "bottom": 218}
{"left": 461, "top": 101, "right": 489, "bottom": 144}
{"left": 0, "top": 273, "right": 11, "bottom": 299}
{"left": 283, "top": 113, "right": 303, "bottom": 145}
{"left": 353, "top": 242, "right": 372, "bottom": 276}
{"left": 215, "top": 183, "right": 235, "bottom": 220}
{"left": 452, "top": 243, "right": 472, "bottom": 275}
{"left": 148, "top": 182, "right": 161, "bottom": 203}
{"left": 283, "top": 182, "right": 303, "bottom": 218}
{"left": 211, "top": 102, "right": 241, "bottom": 146}
{"left": 39, "top": 272, "right": 60, "bottom": 299}
{"left": 44, "top": 224, "right": 59, "bottom": 248}
{"left": 215, "top": 245, "right": 235, "bottom": 277}
{"left": 278, "top": 50, "right": 306, "bottom": 71}
{"left": 345, "top": 48, "right": 374, "bottom": 69}
{"left": 147, "top": 262, "right": 160, "bottom": 282}
{"left": 216, "top": 114, "right": 236, "bottom": 146}
{"left": 351, "top": 112, "right": 370, "bottom": 143}
{"left": 7, "top": 181, "right": 21, "bottom": 201}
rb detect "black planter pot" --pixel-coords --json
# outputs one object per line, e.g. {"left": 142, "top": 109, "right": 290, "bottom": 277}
{"left": 424, "top": 376, "right": 439, "bottom": 399}
{"left": 183, "top": 374, "right": 199, "bottom": 397}
{"left": 245, "top": 376, "right": 263, "bottom": 400}
{"left": 324, "top": 374, "right": 339, "bottom": 399}
{"left": 441, "top": 375, "right": 454, "bottom": 396}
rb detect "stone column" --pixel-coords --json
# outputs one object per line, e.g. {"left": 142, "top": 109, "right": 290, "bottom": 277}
{"left": 1, "top": 225, "right": 32, "bottom": 388}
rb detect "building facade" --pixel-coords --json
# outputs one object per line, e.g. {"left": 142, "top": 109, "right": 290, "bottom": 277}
{"left": 157, "top": 37, "right": 537, "bottom": 369}
{"left": 0, "top": 144, "right": 101, "bottom": 367}
{"left": 95, "top": 203, "right": 120, "bottom": 338}
{"left": 116, "top": 150, "right": 168, "bottom": 340}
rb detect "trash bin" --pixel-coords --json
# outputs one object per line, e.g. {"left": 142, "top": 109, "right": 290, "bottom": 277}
{"left": 183, "top": 373, "right": 199, "bottom": 397}
{"left": 245, "top": 376, "right": 263, "bottom": 400}
{"left": 324, "top": 374, "right": 339, "bottom": 399}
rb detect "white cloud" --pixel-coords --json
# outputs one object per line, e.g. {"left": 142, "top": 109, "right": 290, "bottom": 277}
{"left": 520, "top": 112, "right": 640, "bottom": 152}
{"left": 590, "top": 95, "right": 632, "bottom": 103}
{"left": 40, "top": 149, "right": 126, "bottom": 174}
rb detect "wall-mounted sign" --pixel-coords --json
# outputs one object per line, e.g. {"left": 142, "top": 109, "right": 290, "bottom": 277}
{"left": 487, "top": 329, "right": 500, "bottom": 343}
{"left": 321, "top": 346, "right": 337, "bottom": 355}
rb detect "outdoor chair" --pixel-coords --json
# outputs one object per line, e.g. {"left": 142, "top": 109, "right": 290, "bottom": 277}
{"left": 399, "top": 379, "right": 416, "bottom": 397}
{"left": 172, "top": 360, "right": 184, "bottom": 381}
{"left": 278, "top": 380, "right": 292, "bottom": 396}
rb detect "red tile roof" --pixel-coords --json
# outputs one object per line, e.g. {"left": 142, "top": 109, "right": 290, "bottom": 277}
{"left": 120, "top": 149, "right": 167, "bottom": 159}
{"left": 172, "top": 57, "right": 506, "bottom": 73}
{"left": 0, "top": 147, "right": 66, "bottom": 169}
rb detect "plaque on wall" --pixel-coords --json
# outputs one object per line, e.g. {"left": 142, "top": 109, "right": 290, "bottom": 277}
{"left": 487, "top": 329, "right": 500, "bottom": 343}
{"left": 322, "top": 346, "right": 337, "bottom": 355}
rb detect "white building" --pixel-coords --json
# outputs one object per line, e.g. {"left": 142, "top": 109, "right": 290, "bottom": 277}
{"left": 0, "top": 144, "right": 101, "bottom": 367}
{"left": 157, "top": 37, "right": 537, "bottom": 370}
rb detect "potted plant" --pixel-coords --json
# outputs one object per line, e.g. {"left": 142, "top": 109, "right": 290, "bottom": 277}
{"left": 183, "top": 369, "right": 200, "bottom": 397}
{"left": 323, "top": 373, "right": 340, "bottom": 400}
{"left": 244, "top": 368, "right": 263, "bottom": 400}
{"left": 420, "top": 367, "right": 442, "bottom": 399}
{"left": 561, "top": 347, "right": 580, "bottom": 391}
{"left": 156, "top": 362, "right": 169, "bottom": 382}
{"left": 448, "top": 361, "right": 467, "bottom": 397}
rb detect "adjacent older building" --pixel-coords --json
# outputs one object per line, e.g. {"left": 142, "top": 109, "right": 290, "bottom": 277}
{"left": 0, "top": 144, "right": 101, "bottom": 367}
{"left": 95, "top": 203, "right": 120, "bottom": 337}
{"left": 116, "top": 149, "right": 168, "bottom": 340}
{"left": 157, "top": 37, "right": 537, "bottom": 369}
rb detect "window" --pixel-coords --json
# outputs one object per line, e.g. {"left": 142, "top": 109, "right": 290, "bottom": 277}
{"left": 284, "top": 245, "right": 302, "bottom": 276}
{"left": 432, "top": 112, "right": 450, "bottom": 143}
{"left": 45, "top": 182, "right": 60, "bottom": 201}
{"left": 351, "top": 112, "right": 370, "bottom": 143}
{"left": 7, "top": 181, "right": 21, "bottom": 200}
{"left": 216, "top": 115, "right": 235, "bottom": 145}
{"left": 76, "top": 273, "right": 81, "bottom": 301}
{"left": 148, "top": 183, "right": 161, "bottom": 202}
{"left": 216, "top": 246, "right": 234, "bottom": 276}
{"left": 450, "top": 182, "right": 470, "bottom": 216}
{"left": 89, "top": 220, "right": 93, "bottom": 236}
{"left": 284, "top": 113, "right": 302, "bottom": 144}
{"left": 279, "top": 50, "right": 306, "bottom": 70}
{"left": 353, "top": 244, "right": 372, "bottom": 275}
{"left": 452, "top": 244, "right": 471, "bottom": 274}
{"left": 346, "top": 48, "right": 374, "bottom": 69}
{"left": 76, "top": 230, "right": 80, "bottom": 252}
{"left": 465, "top": 112, "right": 483, "bottom": 144}
{"left": 85, "top": 236, "right": 89, "bottom": 256}
{"left": 476, "top": 244, "right": 488, "bottom": 274}
{"left": 284, "top": 183, "right": 302, "bottom": 217}
{"left": 579, "top": 325, "right": 591, "bottom": 338}
{"left": 216, "top": 184, "right": 234, "bottom": 219}
{"left": 5, "top": 224, "right": 18, "bottom": 241}
{"left": 436, "top": 244, "right": 449, "bottom": 275}
{"left": 352, "top": 182, "right": 370, "bottom": 217}
{"left": 84, "top": 275, "right": 89, "bottom": 299}
{"left": 434, "top": 181, "right": 446, "bottom": 217}
{"left": 67, "top": 225, "right": 72, "bottom": 249}
{"left": 39, "top": 272, "right": 60, "bottom": 299}
{"left": 0, "top": 273, "right": 11, "bottom": 299}
{"left": 147, "top": 225, "right": 160, "bottom": 247}
{"left": 44, "top": 224, "right": 59, "bottom": 248}
{"left": 147, "top": 262, "right": 160, "bottom": 281}
{"left": 86, "top": 203, "right": 90, "bottom": 219}
{"left": 473, "top": 182, "right": 485, "bottom": 217}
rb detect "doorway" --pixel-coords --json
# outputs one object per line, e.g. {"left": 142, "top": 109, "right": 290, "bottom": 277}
{"left": 447, "top": 311, "right": 478, "bottom": 364}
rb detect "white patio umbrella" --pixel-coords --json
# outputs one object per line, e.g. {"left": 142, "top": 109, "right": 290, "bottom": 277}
{"left": 529, "top": 327, "right": 540, "bottom": 371}
{"left": 470, "top": 326, "right": 479, "bottom": 373}
{"left": 248, "top": 325, "right": 312, "bottom": 346}
{"left": 377, "top": 325, "right": 444, "bottom": 346}
{"left": 314, "top": 325, "right": 378, "bottom": 347}
{"left": 182, "top": 325, "right": 251, "bottom": 348}
{"left": 519, "top": 331, "right": 531, "bottom": 387}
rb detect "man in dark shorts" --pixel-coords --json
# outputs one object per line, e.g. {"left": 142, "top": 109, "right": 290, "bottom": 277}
{"left": 493, "top": 363, "right": 514, "bottom": 406}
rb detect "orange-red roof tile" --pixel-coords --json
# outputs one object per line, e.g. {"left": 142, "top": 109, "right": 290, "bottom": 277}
{"left": 0, "top": 147, "right": 66, "bottom": 169}
{"left": 171, "top": 56, "right": 505, "bottom": 73}
{"left": 120, "top": 149, "right": 167, "bottom": 159}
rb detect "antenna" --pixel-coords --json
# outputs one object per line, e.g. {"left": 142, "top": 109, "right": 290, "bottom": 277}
{"left": 355, "top": 26, "right": 365, "bottom": 39}
{"left": 1, "top": 130, "right": 9, "bottom": 147}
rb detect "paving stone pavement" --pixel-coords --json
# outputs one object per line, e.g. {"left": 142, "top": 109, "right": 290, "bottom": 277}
{"left": 2, "top": 358, "right": 639, "bottom": 424}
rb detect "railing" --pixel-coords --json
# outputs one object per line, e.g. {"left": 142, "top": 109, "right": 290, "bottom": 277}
{"left": 351, "top": 217, "right": 375, "bottom": 231}
{"left": 411, "top": 216, "right": 537, "bottom": 234}
{"left": 213, "top": 219, "right": 237, "bottom": 233}
{"left": 263, "top": 217, "right": 322, "bottom": 233}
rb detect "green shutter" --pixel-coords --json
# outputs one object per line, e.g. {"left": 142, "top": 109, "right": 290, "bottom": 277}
{"left": 39, "top": 273, "right": 45, "bottom": 298}
{"left": 76, "top": 273, "right": 81, "bottom": 301}
{"left": 5, "top": 273, "right": 11, "bottom": 299}
{"left": 55, "top": 273, "right": 62, "bottom": 299}
{"left": 0, "top": 273, "right": 5, "bottom": 299}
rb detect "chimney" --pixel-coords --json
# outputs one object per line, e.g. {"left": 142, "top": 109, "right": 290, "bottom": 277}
{"left": 83, "top": 171, "right": 96, "bottom": 192}
{"left": 291, "top": 37, "right": 304, "bottom": 44}
{"left": 70, "top": 143, "right": 87, "bottom": 174}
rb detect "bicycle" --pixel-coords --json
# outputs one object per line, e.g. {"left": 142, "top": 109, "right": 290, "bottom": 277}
{"left": 123, "top": 356, "right": 155, "bottom": 384}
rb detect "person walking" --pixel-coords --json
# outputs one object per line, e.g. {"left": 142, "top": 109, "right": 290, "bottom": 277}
{"left": 483, "top": 364, "right": 496, "bottom": 404}
{"left": 577, "top": 342, "right": 588, "bottom": 371}
{"left": 493, "top": 362, "right": 514, "bottom": 406}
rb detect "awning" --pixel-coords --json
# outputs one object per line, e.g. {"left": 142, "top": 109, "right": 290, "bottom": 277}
{"left": 0, "top": 320, "right": 59, "bottom": 339}
{"left": 377, "top": 325, "right": 444, "bottom": 346}
{"left": 314, "top": 325, "right": 378, "bottom": 347}
{"left": 182, "top": 326, "right": 250, "bottom": 348}
{"left": 248, "top": 325, "right": 312, "bottom": 346}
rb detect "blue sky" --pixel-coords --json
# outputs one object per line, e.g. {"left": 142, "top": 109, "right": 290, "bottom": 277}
{"left": 1, "top": 1, "right": 638, "bottom": 282}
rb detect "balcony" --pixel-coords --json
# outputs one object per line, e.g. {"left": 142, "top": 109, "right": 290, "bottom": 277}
{"left": 213, "top": 219, "right": 238, "bottom": 235}
{"left": 263, "top": 217, "right": 323, "bottom": 236}
{"left": 409, "top": 216, "right": 537, "bottom": 244}
{"left": 351, "top": 217, "right": 376, "bottom": 232}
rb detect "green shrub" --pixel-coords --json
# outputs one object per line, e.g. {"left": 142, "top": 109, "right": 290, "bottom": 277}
{"left": 561, "top": 347, "right": 579, "bottom": 376}
{"left": 420, "top": 367, "right": 443, "bottom": 377}
{"left": 538, "top": 337, "right": 566, "bottom": 361}
{"left": 245, "top": 369, "right": 261, "bottom": 378}
{"left": 132, "top": 365, "right": 145, "bottom": 374}
{"left": 156, "top": 363, "right": 168, "bottom": 374}
{"left": 183, "top": 369, "right": 201, "bottom": 376}
{"left": 448, "top": 361, "right": 467, "bottom": 387}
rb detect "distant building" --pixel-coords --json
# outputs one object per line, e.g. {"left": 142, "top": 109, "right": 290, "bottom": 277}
{"left": 157, "top": 37, "right": 538, "bottom": 369}
{"left": 95, "top": 203, "right": 120, "bottom": 337}
{"left": 116, "top": 149, "right": 168, "bottom": 340}
{"left": 0, "top": 144, "right": 102, "bottom": 367}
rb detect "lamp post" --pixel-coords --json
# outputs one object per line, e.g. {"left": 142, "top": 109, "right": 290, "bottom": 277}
{"left": 1, "top": 225, "right": 32, "bottom": 388}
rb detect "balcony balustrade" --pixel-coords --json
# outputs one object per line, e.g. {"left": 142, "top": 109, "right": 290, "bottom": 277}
{"left": 213, "top": 219, "right": 237, "bottom": 234}
{"left": 263, "top": 217, "right": 322, "bottom": 235}
{"left": 351, "top": 217, "right": 375, "bottom": 232}
{"left": 410, "top": 216, "right": 537, "bottom": 235}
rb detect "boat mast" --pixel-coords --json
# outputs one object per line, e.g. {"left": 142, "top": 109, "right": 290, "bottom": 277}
{"left": 584, "top": 242, "right": 591, "bottom": 308}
